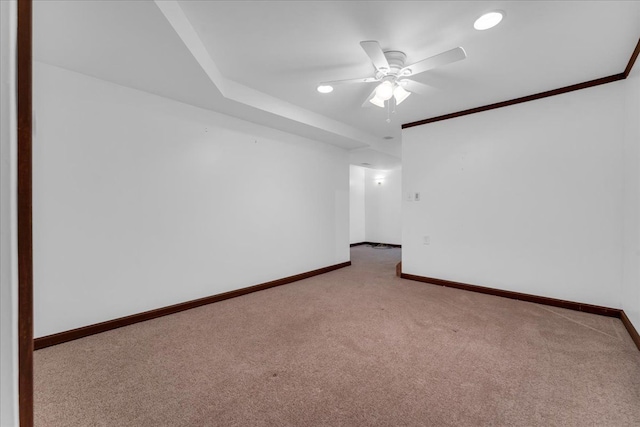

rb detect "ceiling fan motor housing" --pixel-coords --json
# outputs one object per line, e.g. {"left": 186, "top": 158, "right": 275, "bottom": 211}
{"left": 383, "top": 51, "right": 407, "bottom": 76}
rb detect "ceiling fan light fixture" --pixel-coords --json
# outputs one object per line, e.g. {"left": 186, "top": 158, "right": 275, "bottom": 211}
{"left": 317, "top": 84, "right": 334, "bottom": 93}
{"left": 320, "top": 40, "right": 468, "bottom": 118}
{"left": 375, "top": 81, "right": 394, "bottom": 101}
{"left": 369, "top": 95, "right": 385, "bottom": 108}
{"left": 474, "top": 11, "right": 504, "bottom": 30}
{"left": 393, "top": 85, "right": 411, "bottom": 105}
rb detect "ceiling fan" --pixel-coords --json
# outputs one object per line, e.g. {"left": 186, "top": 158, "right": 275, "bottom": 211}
{"left": 317, "top": 41, "right": 466, "bottom": 111}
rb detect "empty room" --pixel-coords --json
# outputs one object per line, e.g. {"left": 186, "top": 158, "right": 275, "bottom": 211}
{"left": 2, "top": 1, "right": 640, "bottom": 426}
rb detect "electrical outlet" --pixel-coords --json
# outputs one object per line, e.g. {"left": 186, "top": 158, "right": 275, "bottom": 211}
{"left": 423, "top": 236, "right": 430, "bottom": 245}
{"left": 415, "top": 192, "right": 420, "bottom": 201}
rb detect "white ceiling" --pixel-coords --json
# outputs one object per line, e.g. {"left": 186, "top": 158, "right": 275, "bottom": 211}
{"left": 34, "top": 1, "right": 640, "bottom": 169}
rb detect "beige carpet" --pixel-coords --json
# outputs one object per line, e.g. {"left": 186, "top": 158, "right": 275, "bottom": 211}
{"left": 35, "top": 246, "right": 640, "bottom": 426}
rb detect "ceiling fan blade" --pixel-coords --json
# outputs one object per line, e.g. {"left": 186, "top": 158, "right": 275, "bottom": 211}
{"left": 360, "top": 41, "right": 390, "bottom": 73}
{"left": 400, "top": 47, "right": 466, "bottom": 76}
{"left": 400, "top": 79, "right": 434, "bottom": 96}
{"left": 320, "top": 77, "right": 378, "bottom": 86}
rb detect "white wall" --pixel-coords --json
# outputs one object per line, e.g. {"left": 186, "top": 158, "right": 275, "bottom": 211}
{"left": 622, "top": 61, "right": 640, "bottom": 329}
{"left": 402, "top": 81, "right": 625, "bottom": 309}
{"left": 33, "top": 62, "right": 350, "bottom": 338}
{"left": 349, "top": 165, "right": 365, "bottom": 244}
{"left": 365, "top": 166, "right": 402, "bottom": 245}
{"left": 0, "top": 0, "right": 19, "bottom": 425}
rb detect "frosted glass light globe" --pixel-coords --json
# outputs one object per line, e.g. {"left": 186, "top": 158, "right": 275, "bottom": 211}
{"left": 375, "top": 81, "right": 394, "bottom": 101}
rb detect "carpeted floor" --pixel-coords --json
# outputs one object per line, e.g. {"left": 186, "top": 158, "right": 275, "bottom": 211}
{"left": 35, "top": 246, "right": 640, "bottom": 426}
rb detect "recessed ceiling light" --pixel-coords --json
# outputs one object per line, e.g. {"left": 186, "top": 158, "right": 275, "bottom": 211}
{"left": 317, "top": 85, "right": 333, "bottom": 93}
{"left": 474, "top": 11, "right": 504, "bottom": 30}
